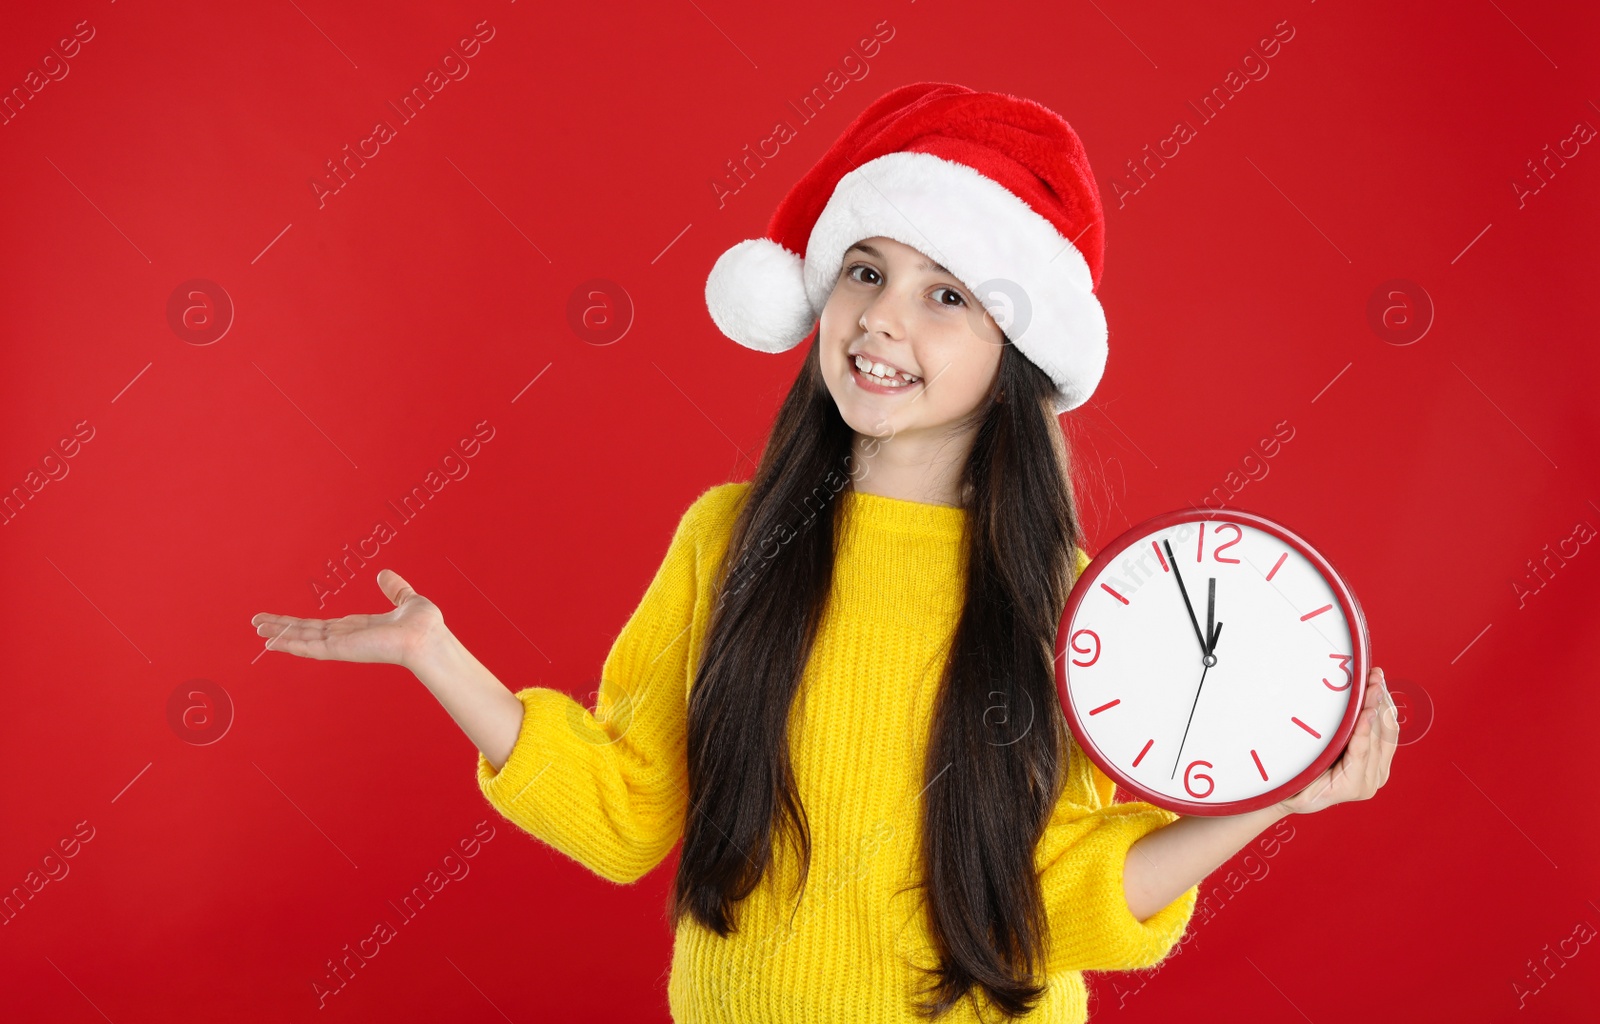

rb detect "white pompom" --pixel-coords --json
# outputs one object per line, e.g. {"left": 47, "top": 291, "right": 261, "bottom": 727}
{"left": 704, "top": 238, "right": 817, "bottom": 353}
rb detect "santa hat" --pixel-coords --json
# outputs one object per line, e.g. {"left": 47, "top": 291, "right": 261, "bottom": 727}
{"left": 704, "top": 81, "right": 1108, "bottom": 415}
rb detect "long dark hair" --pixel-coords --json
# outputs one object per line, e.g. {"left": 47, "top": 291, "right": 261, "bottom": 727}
{"left": 668, "top": 329, "right": 1084, "bottom": 1018}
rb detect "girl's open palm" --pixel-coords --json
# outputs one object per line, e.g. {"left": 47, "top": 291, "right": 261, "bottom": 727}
{"left": 251, "top": 569, "right": 443, "bottom": 670}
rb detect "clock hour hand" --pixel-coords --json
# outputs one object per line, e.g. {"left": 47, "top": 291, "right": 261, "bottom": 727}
{"left": 1205, "top": 578, "right": 1215, "bottom": 653}
{"left": 1204, "top": 578, "right": 1223, "bottom": 660}
{"left": 1162, "top": 539, "right": 1210, "bottom": 658}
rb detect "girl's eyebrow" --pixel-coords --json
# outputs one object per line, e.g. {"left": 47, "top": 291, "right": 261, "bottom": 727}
{"left": 845, "top": 242, "right": 949, "bottom": 276}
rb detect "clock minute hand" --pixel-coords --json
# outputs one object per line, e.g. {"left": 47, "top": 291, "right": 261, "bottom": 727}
{"left": 1171, "top": 620, "right": 1223, "bottom": 778}
{"left": 1162, "top": 539, "right": 1210, "bottom": 657}
{"left": 1171, "top": 658, "right": 1211, "bottom": 779}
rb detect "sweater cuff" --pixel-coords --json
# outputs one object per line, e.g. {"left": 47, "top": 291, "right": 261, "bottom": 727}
{"left": 476, "top": 687, "right": 560, "bottom": 805}
{"left": 1040, "top": 802, "right": 1198, "bottom": 973}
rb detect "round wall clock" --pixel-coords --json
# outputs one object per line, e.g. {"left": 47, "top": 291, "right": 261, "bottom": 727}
{"left": 1055, "top": 508, "right": 1370, "bottom": 816}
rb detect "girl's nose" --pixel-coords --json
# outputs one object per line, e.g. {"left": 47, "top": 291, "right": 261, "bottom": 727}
{"left": 860, "top": 295, "right": 911, "bottom": 340}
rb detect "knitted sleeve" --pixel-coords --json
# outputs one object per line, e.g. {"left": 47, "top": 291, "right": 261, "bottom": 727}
{"left": 1035, "top": 796, "right": 1197, "bottom": 973}
{"left": 473, "top": 490, "right": 709, "bottom": 885}
{"left": 1036, "top": 543, "right": 1198, "bottom": 973}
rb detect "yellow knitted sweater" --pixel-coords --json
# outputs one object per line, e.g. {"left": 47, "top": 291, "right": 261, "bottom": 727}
{"left": 476, "top": 482, "right": 1197, "bottom": 1022}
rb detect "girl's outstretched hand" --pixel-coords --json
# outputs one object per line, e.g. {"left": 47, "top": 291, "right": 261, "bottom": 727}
{"left": 1276, "top": 666, "right": 1398, "bottom": 815}
{"left": 250, "top": 569, "right": 445, "bottom": 671}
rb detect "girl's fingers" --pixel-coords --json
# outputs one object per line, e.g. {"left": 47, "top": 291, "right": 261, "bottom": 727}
{"left": 255, "top": 616, "right": 315, "bottom": 638}
{"left": 260, "top": 624, "right": 317, "bottom": 655}
{"left": 376, "top": 569, "right": 416, "bottom": 608}
{"left": 260, "top": 620, "right": 325, "bottom": 643}
{"left": 252, "top": 605, "right": 415, "bottom": 665}
{"left": 264, "top": 633, "right": 328, "bottom": 660}
{"left": 1373, "top": 679, "right": 1399, "bottom": 787}
{"left": 260, "top": 619, "right": 344, "bottom": 658}
{"left": 255, "top": 615, "right": 355, "bottom": 658}
{"left": 1288, "top": 665, "right": 1396, "bottom": 812}
{"left": 1352, "top": 710, "right": 1375, "bottom": 771}
{"left": 1362, "top": 667, "right": 1395, "bottom": 794}
{"left": 1365, "top": 710, "right": 1382, "bottom": 794}
{"left": 255, "top": 611, "right": 333, "bottom": 624}
{"left": 254, "top": 613, "right": 377, "bottom": 637}
{"left": 1368, "top": 668, "right": 1399, "bottom": 742}
{"left": 1360, "top": 667, "right": 1385, "bottom": 708}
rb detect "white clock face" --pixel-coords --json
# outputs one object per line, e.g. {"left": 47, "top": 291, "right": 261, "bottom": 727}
{"left": 1061, "top": 516, "right": 1362, "bottom": 809}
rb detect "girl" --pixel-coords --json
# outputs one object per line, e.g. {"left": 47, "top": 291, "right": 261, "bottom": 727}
{"left": 251, "top": 83, "right": 1397, "bottom": 1022}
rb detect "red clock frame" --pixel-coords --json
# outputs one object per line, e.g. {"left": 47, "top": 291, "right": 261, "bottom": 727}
{"left": 1055, "top": 507, "right": 1372, "bottom": 817}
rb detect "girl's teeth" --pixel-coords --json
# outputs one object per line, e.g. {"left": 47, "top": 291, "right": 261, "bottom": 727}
{"left": 853, "top": 354, "right": 920, "bottom": 385}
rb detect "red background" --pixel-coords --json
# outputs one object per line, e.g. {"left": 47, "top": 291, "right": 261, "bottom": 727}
{"left": 2, "top": 1, "right": 1597, "bottom": 1021}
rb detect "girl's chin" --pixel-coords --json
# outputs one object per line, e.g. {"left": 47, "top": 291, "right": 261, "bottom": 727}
{"left": 838, "top": 403, "right": 906, "bottom": 437}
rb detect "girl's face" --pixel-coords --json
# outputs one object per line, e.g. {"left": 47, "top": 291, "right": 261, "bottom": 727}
{"left": 818, "top": 235, "right": 1005, "bottom": 441}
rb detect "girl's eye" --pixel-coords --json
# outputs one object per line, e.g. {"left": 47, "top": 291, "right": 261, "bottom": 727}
{"left": 844, "top": 262, "right": 881, "bottom": 285}
{"left": 843, "top": 263, "right": 967, "bottom": 308}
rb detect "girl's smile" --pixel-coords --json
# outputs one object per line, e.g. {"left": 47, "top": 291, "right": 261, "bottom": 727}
{"left": 849, "top": 354, "right": 924, "bottom": 394}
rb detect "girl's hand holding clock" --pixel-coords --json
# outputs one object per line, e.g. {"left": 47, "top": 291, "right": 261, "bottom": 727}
{"left": 1121, "top": 665, "right": 1399, "bottom": 921}
{"left": 1275, "top": 666, "right": 1398, "bottom": 815}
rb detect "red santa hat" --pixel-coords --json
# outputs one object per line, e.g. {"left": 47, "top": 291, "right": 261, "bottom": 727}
{"left": 704, "top": 81, "right": 1109, "bottom": 415}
